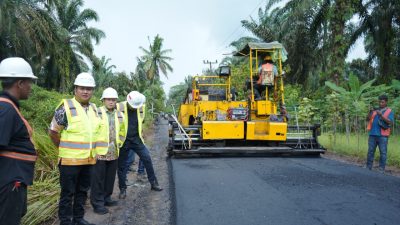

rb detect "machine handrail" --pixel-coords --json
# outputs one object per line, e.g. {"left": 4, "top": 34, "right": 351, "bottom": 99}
{"left": 171, "top": 115, "right": 192, "bottom": 149}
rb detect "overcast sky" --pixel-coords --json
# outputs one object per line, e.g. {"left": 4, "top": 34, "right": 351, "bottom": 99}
{"left": 84, "top": 0, "right": 366, "bottom": 94}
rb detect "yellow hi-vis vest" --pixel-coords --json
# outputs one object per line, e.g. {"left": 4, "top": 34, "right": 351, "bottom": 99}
{"left": 97, "top": 106, "right": 126, "bottom": 156}
{"left": 58, "top": 98, "right": 108, "bottom": 160}
{"left": 117, "top": 101, "right": 145, "bottom": 144}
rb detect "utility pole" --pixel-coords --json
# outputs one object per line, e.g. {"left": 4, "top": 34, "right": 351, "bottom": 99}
{"left": 203, "top": 60, "right": 218, "bottom": 72}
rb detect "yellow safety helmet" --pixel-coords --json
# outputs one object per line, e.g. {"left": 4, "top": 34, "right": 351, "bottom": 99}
{"left": 264, "top": 55, "right": 272, "bottom": 61}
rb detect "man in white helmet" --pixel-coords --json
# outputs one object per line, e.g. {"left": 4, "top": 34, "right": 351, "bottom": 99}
{"left": 0, "top": 57, "right": 38, "bottom": 225}
{"left": 116, "top": 91, "right": 162, "bottom": 199}
{"left": 49, "top": 72, "right": 106, "bottom": 225}
{"left": 90, "top": 87, "right": 125, "bottom": 215}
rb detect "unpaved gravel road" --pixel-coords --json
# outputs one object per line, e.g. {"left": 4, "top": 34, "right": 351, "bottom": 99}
{"left": 78, "top": 119, "right": 172, "bottom": 225}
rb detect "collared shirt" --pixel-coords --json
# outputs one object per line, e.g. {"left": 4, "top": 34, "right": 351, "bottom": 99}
{"left": 0, "top": 91, "right": 35, "bottom": 188}
{"left": 49, "top": 99, "right": 96, "bottom": 165}
{"left": 97, "top": 109, "right": 118, "bottom": 161}
{"left": 49, "top": 100, "right": 90, "bottom": 131}
{"left": 369, "top": 108, "right": 394, "bottom": 136}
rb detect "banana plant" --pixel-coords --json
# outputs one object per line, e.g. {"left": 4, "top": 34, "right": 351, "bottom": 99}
{"left": 325, "top": 73, "right": 390, "bottom": 149}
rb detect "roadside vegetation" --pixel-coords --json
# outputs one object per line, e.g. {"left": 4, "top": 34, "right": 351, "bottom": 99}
{"left": 320, "top": 134, "right": 400, "bottom": 168}
{"left": 2, "top": 0, "right": 400, "bottom": 224}
{"left": 1, "top": 1, "right": 170, "bottom": 224}
{"left": 167, "top": 0, "right": 400, "bottom": 168}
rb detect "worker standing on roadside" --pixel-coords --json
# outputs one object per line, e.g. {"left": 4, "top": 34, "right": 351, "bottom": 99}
{"left": 117, "top": 91, "right": 162, "bottom": 200}
{"left": 49, "top": 73, "right": 107, "bottom": 225}
{"left": 0, "top": 57, "right": 38, "bottom": 225}
{"left": 90, "top": 87, "right": 125, "bottom": 215}
{"left": 366, "top": 95, "right": 394, "bottom": 172}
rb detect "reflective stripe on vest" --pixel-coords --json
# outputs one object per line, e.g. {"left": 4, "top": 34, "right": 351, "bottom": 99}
{"left": 95, "top": 141, "right": 109, "bottom": 148}
{"left": 117, "top": 111, "right": 124, "bottom": 124}
{"left": 367, "top": 108, "right": 392, "bottom": 136}
{"left": 0, "top": 97, "right": 37, "bottom": 162}
{"left": 260, "top": 63, "right": 274, "bottom": 85}
{"left": 0, "top": 151, "right": 37, "bottom": 162}
{"left": 66, "top": 99, "right": 78, "bottom": 117}
{"left": 59, "top": 98, "right": 102, "bottom": 159}
{"left": 97, "top": 106, "right": 126, "bottom": 156}
{"left": 59, "top": 140, "right": 91, "bottom": 150}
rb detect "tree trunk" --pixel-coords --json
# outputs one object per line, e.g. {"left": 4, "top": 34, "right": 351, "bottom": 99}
{"left": 329, "top": 0, "right": 357, "bottom": 84}
{"left": 376, "top": 1, "right": 395, "bottom": 84}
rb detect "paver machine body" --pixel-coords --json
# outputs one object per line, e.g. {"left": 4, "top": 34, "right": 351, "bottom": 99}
{"left": 168, "top": 42, "right": 325, "bottom": 156}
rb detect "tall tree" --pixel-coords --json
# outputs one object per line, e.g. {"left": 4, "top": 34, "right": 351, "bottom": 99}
{"left": 139, "top": 34, "right": 173, "bottom": 82}
{"left": 0, "top": 0, "right": 56, "bottom": 65}
{"left": 356, "top": 0, "right": 400, "bottom": 83}
{"left": 92, "top": 56, "right": 116, "bottom": 88}
{"left": 45, "top": 0, "right": 105, "bottom": 91}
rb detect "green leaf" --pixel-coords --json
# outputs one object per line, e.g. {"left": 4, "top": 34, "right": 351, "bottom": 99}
{"left": 325, "top": 81, "right": 347, "bottom": 94}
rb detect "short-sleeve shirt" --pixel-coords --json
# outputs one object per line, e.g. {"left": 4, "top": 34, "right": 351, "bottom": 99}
{"left": 49, "top": 101, "right": 96, "bottom": 165}
{"left": 369, "top": 108, "right": 394, "bottom": 136}
{"left": 0, "top": 91, "right": 36, "bottom": 188}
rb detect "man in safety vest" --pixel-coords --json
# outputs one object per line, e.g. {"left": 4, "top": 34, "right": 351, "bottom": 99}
{"left": 49, "top": 72, "right": 107, "bottom": 225}
{"left": 366, "top": 95, "right": 394, "bottom": 172}
{"left": 254, "top": 55, "right": 278, "bottom": 100}
{"left": 90, "top": 87, "right": 125, "bottom": 215}
{"left": 0, "top": 57, "right": 38, "bottom": 225}
{"left": 117, "top": 91, "right": 162, "bottom": 199}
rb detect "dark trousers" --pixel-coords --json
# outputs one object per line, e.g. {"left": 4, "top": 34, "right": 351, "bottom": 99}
{"left": 118, "top": 141, "right": 157, "bottom": 190}
{"left": 127, "top": 150, "right": 145, "bottom": 174}
{"left": 90, "top": 159, "right": 118, "bottom": 208}
{"left": 58, "top": 164, "right": 92, "bottom": 225}
{"left": 0, "top": 182, "right": 27, "bottom": 225}
{"left": 254, "top": 84, "right": 273, "bottom": 99}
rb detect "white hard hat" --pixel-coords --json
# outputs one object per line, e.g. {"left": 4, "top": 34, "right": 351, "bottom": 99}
{"left": 127, "top": 91, "right": 145, "bottom": 109}
{"left": 101, "top": 87, "right": 118, "bottom": 100}
{"left": 0, "top": 57, "right": 37, "bottom": 79}
{"left": 141, "top": 94, "right": 146, "bottom": 103}
{"left": 74, "top": 72, "right": 96, "bottom": 87}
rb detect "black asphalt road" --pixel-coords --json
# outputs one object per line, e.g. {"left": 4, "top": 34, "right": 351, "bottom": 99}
{"left": 172, "top": 157, "right": 400, "bottom": 225}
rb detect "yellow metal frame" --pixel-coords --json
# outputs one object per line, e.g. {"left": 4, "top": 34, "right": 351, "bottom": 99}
{"left": 177, "top": 43, "right": 288, "bottom": 143}
{"left": 249, "top": 48, "right": 285, "bottom": 105}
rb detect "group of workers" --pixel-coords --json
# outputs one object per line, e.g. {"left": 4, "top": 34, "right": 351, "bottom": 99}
{"left": 0, "top": 57, "right": 162, "bottom": 225}
{"left": 0, "top": 53, "right": 395, "bottom": 225}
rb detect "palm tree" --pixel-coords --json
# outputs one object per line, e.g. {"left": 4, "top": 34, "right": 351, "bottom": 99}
{"left": 92, "top": 56, "right": 116, "bottom": 88}
{"left": 0, "top": 0, "right": 56, "bottom": 64}
{"left": 355, "top": 0, "right": 400, "bottom": 84}
{"left": 240, "top": 0, "right": 365, "bottom": 87}
{"left": 240, "top": 0, "right": 325, "bottom": 86}
{"left": 45, "top": 0, "right": 105, "bottom": 91}
{"left": 139, "top": 34, "right": 173, "bottom": 82}
{"left": 131, "top": 57, "right": 150, "bottom": 93}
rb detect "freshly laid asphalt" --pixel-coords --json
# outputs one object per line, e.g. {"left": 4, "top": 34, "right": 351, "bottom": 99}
{"left": 171, "top": 156, "right": 400, "bottom": 225}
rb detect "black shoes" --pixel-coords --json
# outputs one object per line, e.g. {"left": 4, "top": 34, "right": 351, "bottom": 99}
{"left": 93, "top": 206, "right": 108, "bottom": 215}
{"left": 105, "top": 200, "right": 118, "bottom": 207}
{"left": 119, "top": 189, "right": 127, "bottom": 199}
{"left": 73, "top": 218, "right": 95, "bottom": 225}
{"left": 151, "top": 184, "right": 163, "bottom": 191}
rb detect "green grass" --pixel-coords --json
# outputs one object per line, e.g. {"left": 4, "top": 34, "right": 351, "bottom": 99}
{"left": 16, "top": 86, "right": 157, "bottom": 225}
{"left": 319, "top": 133, "right": 400, "bottom": 168}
